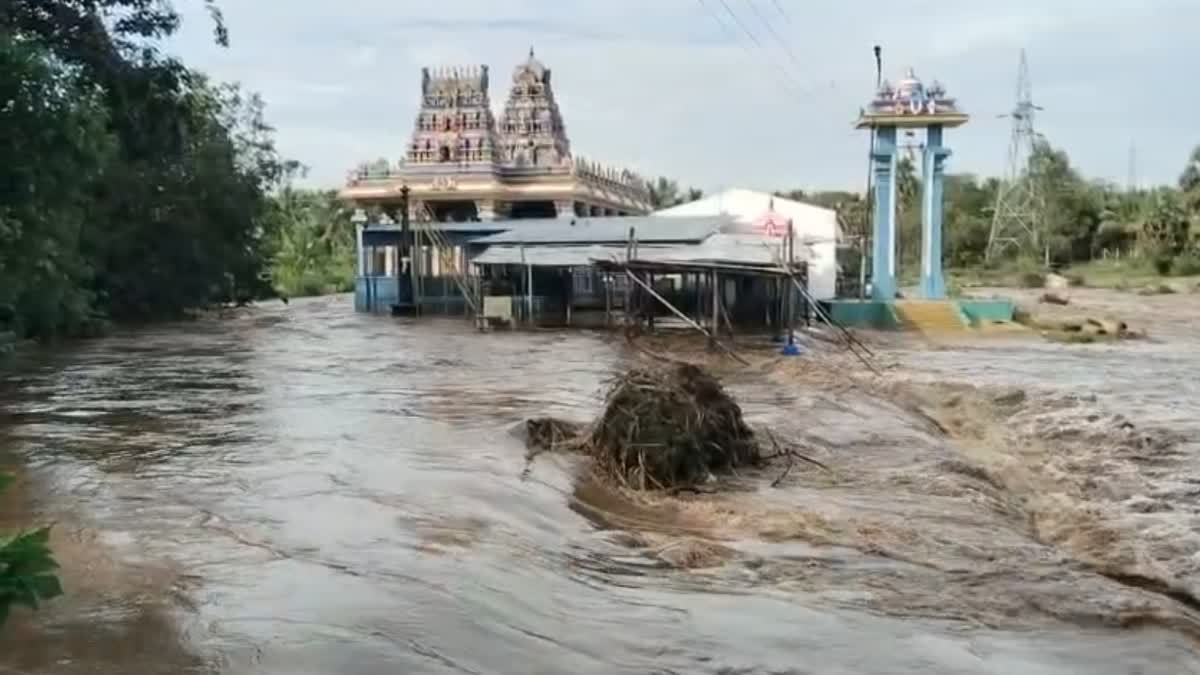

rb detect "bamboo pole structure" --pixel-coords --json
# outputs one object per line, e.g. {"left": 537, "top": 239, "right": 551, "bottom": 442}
{"left": 710, "top": 270, "right": 720, "bottom": 340}
{"left": 624, "top": 228, "right": 635, "bottom": 328}
{"left": 625, "top": 269, "right": 747, "bottom": 365}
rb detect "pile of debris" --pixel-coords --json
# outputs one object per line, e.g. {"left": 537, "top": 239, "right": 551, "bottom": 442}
{"left": 525, "top": 363, "right": 763, "bottom": 489}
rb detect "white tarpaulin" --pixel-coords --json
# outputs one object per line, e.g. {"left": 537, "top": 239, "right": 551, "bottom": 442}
{"left": 655, "top": 189, "right": 840, "bottom": 300}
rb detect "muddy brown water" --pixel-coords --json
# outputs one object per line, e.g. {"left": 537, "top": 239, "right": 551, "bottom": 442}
{"left": 2, "top": 293, "right": 1199, "bottom": 674}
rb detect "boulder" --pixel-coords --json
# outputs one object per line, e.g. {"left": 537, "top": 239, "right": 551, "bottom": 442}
{"left": 1044, "top": 273, "right": 1071, "bottom": 291}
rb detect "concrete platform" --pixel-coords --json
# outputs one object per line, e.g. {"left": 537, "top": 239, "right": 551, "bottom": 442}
{"left": 825, "top": 298, "right": 1018, "bottom": 331}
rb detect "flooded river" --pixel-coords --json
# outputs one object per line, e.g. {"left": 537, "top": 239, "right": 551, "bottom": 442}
{"left": 2, "top": 293, "right": 1199, "bottom": 674}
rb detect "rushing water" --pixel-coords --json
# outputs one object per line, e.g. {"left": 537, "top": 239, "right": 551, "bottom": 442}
{"left": 2, "top": 293, "right": 1199, "bottom": 674}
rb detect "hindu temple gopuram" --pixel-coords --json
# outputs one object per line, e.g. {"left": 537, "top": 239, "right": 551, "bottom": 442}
{"left": 340, "top": 49, "right": 653, "bottom": 221}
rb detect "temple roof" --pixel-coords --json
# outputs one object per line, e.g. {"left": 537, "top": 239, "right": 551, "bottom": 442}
{"left": 513, "top": 47, "right": 548, "bottom": 83}
{"left": 857, "top": 66, "right": 968, "bottom": 129}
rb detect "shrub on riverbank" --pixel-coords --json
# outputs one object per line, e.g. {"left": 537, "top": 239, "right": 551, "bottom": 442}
{"left": 0, "top": 474, "right": 62, "bottom": 629}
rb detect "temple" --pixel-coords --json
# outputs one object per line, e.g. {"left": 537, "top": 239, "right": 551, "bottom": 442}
{"left": 339, "top": 49, "right": 652, "bottom": 221}
{"left": 855, "top": 68, "right": 968, "bottom": 301}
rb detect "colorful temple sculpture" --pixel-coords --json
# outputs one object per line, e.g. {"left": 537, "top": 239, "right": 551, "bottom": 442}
{"left": 855, "top": 68, "right": 968, "bottom": 300}
{"left": 340, "top": 49, "right": 652, "bottom": 222}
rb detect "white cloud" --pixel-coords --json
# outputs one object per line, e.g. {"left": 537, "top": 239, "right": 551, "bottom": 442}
{"left": 171, "top": 0, "right": 1199, "bottom": 192}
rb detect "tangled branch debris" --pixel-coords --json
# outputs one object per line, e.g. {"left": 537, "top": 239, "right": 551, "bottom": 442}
{"left": 590, "top": 364, "right": 760, "bottom": 489}
{"left": 524, "top": 364, "right": 785, "bottom": 488}
{"left": 524, "top": 364, "right": 830, "bottom": 490}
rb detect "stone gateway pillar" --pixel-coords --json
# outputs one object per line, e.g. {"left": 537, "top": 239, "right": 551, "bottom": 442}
{"left": 920, "top": 125, "right": 952, "bottom": 299}
{"left": 870, "top": 127, "right": 898, "bottom": 301}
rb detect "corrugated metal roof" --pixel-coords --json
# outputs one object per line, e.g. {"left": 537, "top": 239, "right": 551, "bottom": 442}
{"left": 470, "top": 215, "right": 725, "bottom": 245}
{"left": 473, "top": 244, "right": 674, "bottom": 267}
{"left": 472, "top": 234, "right": 810, "bottom": 269}
{"left": 361, "top": 222, "right": 512, "bottom": 234}
{"left": 640, "top": 233, "right": 811, "bottom": 266}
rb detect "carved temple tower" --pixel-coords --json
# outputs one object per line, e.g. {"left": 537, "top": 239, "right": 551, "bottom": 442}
{"left": 341, "top": 49, "right": 651, "bottom": 221}
{"left": 406, "top": 65, "right": 500, "bottom": 167}
{"left": 498, "top": 49, "right": 571, "bottom": 169}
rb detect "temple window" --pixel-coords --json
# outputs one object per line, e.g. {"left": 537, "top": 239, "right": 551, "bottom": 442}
{"left": 439, "top": 146, "right": 451, "bottom": 162}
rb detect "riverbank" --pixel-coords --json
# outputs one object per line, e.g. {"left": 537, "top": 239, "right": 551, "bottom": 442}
{"left": 942, "top": 260, "right": 1200, "bottom": 295}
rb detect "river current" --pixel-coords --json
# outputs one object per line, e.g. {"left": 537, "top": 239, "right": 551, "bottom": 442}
{"left": 2, "top": 292, "right": 1198, "bottom": 674}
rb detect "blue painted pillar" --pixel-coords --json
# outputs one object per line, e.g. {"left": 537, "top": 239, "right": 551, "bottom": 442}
{"left": 871, "top": 126, "right": 898, "bottom": 300}
{"left": 354, "top": 224, "right": 366, "bottom": 311}
{"left": 919, "top": 125, "right": 952, "bottom": 299}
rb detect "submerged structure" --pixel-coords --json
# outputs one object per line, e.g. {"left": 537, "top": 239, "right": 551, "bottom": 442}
{"left": 343, "top": 51, "right": 812, "bottom": 339}
{"left": 340, "top": 49, "right": 652, "bottom": 223}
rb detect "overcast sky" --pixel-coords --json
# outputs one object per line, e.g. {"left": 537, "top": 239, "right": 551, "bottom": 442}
{"left": 171, "top": 0, "right": 1197, "bottom": 194}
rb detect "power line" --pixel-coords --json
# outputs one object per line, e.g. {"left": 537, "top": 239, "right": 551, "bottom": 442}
{"left": 770, "top": 0, "right": 792, "bottom": 23}
{"left": 702, "top": 0, "right": 830, "bottom": 100}
{"left": 696, "top": 0, "right": 810, "bottom": 102}
{"left": 740, "top": 0, "right": 807, "bottom": 77}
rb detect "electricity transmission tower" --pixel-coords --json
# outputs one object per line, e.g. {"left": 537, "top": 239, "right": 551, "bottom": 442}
{"left": 986, "top": 50, "right": 1045, "bottom": 262}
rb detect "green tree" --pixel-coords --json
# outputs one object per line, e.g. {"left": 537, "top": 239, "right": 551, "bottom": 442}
{"left": 1179, "top": 145, "right": 1200, "bottom": 194}
{"left": 1026, "top": 140, "right": 1105, "bottom": 264}
{"left": 943, "top": 174, "right": 999, "bottom": 268}
{"left": 265, "top": 187, "right": 356, "bottom": 297}
{"left": 646, "top": 177, "right": 703, "bottom": 209}
{"left": 2, "top": 0, "right": 291, "bottom": 339}
{"left": 0, "top": 33, "right": 114, "bottom": 339}
{"left": 894, "top": 156, "right": 921, "bottom": 267}
{"left": 647, "top": 177, "right": 681, "bottom": 209}
{"left": 1179, "top": 145, "right": 1200, "bottom": 250}
{"left": 0, "top": 474, "right": 62, "bottom": 629}
{"left": 1139, "top": 188, "right": 1190, "bottom": 262}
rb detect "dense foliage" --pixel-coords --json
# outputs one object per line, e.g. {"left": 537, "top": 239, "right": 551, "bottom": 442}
{"left": 1, "top": 0, "right": 296, "bottom": 342}
{"left": 778, "top": 141, "right": 1200, "bottom": 276}
{"left": 645, "top": 176, "right": 704, "bottom": 210}
{"left": 264, "top": 187, "right": 356, "bottom": 298}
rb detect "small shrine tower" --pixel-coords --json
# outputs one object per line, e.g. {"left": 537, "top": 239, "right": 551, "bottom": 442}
{"left": 856, "top": 69, "right": 968, "bottom": 300}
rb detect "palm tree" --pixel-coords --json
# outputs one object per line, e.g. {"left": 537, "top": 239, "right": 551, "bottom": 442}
{"left": 894, "top": 156, "right": 920, "bottom": 267}
{"left": 646, "top": 177, "right": 681, "bottom": 210}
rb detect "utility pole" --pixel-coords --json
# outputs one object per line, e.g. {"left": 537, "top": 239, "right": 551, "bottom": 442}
{"left": 986, "top": 49, "right": 1046, "bottom": 264}
{"left": 860, "top": 44, "right": 882, "bottom": 299}
{"left": 400, "top": 184, "right": 419, "bottom": 313}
